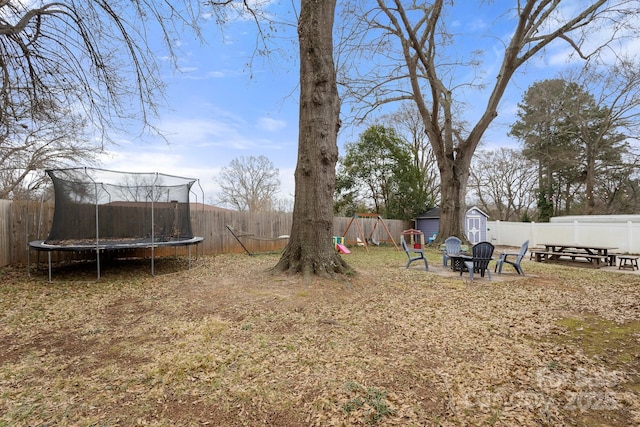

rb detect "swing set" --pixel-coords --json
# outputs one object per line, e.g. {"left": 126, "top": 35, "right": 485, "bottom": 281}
{"left": 341, "top": 213, "right": 399, "bottom": 252}
{"left": 225, "top": 225, "right": 289, "bottom": 256}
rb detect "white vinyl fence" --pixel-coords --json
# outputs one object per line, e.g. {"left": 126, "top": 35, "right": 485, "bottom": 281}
{"left": 487, "top": 220, "right": 640, "bottom": 254}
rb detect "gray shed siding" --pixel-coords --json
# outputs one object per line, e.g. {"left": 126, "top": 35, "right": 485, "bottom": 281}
{"left": 415, "top": 218, "right": 439, "bottom": 240}
{"left": 414, "top": 206, "right": 489, "bottom": 244}
{"left": 464, "top": 207, "right": 488, "bottom": 244}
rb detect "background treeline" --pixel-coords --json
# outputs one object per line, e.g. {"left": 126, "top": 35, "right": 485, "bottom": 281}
{"left": 334, "top": 75, "right": 640, "bottom": 222}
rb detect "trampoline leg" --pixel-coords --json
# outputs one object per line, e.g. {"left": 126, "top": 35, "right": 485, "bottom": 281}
{"left": 27, "top": 246, "right": 31, "bottom": 278}
{"left": 96, "top": 250, "right": 101, "bottom": 281}
{"left": 47, "top": 252, "right": 52, "bottom": 283}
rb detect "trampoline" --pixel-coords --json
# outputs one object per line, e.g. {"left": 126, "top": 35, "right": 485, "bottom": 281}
{"left": 28, "top": 167, "right": 205, "bottom": 281}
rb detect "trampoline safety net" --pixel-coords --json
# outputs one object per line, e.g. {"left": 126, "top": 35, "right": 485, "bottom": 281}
{"left": 45, "top": 168, "right": 198, "bottom": 245}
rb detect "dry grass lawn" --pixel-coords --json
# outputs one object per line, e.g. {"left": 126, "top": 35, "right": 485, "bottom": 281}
{"left": 1, "top": 246, "right": 639, "bottom": 426}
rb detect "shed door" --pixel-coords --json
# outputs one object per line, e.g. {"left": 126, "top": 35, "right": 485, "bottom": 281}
{"left": 466, "top": 215, "right": 481, "bottom": 244}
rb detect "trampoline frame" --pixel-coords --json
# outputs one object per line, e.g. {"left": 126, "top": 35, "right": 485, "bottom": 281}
{"left": 28, "top": 237, "right": 205, "bottom": 282}
{"left": 28, "top": 167, "right": 206, "bottom": 282}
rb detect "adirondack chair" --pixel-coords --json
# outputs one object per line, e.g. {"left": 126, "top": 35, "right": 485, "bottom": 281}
{"left": 495, "top": 240, "right": 529, "bottom": 275}
{"left": 461, "top": 241, "right": 495, "bottom": 281}
{"left": 402, "top": 239, "right": 428, "bottom": 270}
{"left": 442, "top": 236, "right": 462, "bottom": 267}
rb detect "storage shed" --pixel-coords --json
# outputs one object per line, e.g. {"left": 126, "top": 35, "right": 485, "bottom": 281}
{"left": 465, "top": 206, "right": 489, "bottom": 244}
{"left": 414, "top": 207, "right": 440, "bottom": 241}
{"left": 414, "top": 206, "right": 489, "bottom": 244}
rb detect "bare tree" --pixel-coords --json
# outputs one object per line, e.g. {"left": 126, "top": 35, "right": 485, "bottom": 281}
{"left": 561, "top": 62, "right": 640, "bottom": 214}
{"left": 274, "top": 0, "right": 351, "bottom": 277}
{"left": 338, "top": 0, "right": 639, "bottom": 242}
{"left": 511, "top": 70, "right": 640, "bottom": 217}
{"left": 216, "top": 155, "right": 280, "bottom": 212}
{"left": 468, "top": 148, "right": 537, "bottom": 221}
{"left": 0, "top": 106, "right": 97, "bottom": 199}
{"left": 381, "top": 103, "right": 440, "bottom": 206}
{"left": 510, "top": 79, "right": 590, "bottom": 217}
{"left": 0, "top": 2, "right": 206, "bottom": 137}
{"left": 0, "top": 1, "right": 206, "bottom": 199}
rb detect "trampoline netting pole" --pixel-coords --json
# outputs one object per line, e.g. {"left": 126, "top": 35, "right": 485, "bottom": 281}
{"left": 151, "top": 172, "right": 159, "bottom": 276}
{"left": 191, "top": 179, "right": 206, "bottom": 263}
{"left": 90, "top": 170, "right": 101, "bottom": 280}
{"left": 28, "top": 167, "right": 205, "bottom": 280}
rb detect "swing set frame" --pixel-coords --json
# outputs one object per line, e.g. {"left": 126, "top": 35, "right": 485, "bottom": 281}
{"left": 341, "top": 213, "right": 399, "bottom": 252}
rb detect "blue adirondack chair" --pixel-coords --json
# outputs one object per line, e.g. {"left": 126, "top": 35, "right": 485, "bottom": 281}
{"left": 402, "top": 239, "right": 428, "bottom": 270}
{"left": 461, "top": 241, "right": 495, "bottom": 281}
{"left": 442, "top": 236, "right": 462, "bottom": 267}
{"left": 495, "top": 240, "right": 529, "bottom": 275}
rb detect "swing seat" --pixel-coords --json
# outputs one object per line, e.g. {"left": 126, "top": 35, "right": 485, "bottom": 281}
{"left": 341, "top": 214, "right": 400, "bottom": 252}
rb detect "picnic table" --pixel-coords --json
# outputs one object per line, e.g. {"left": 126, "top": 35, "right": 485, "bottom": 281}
{"left": 531, "top": 243, "right": 617, "bottom": 268}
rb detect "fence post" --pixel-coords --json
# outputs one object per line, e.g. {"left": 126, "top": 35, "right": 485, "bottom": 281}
{"left": 530, "top": 222, "right": 536, "bottom": 247}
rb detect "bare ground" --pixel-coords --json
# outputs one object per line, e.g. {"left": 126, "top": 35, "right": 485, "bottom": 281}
{"left": 1, "top": 246, "right": 639, "bottom": 426}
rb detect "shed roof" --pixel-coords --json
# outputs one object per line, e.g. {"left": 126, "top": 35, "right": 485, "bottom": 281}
{"left": 415, "top": 207, "right": 440, "bottom": 219}
{"left": 416, "top": 206, "right": 489, "bottom": 219}
{"left": 466, "top": 206, "right": 489, "bottom": 218}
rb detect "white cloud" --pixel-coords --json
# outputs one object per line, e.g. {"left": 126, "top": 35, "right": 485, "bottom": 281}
{"left": 219, "top": 0, "right": 280, "bottom": 22}
{"left": 155, "top": 115, "right": 286, "bottom": 151}
{"left": 98, "top": 149, "right": 220, "bottom": 203}
{"left": 180, "top": 69, "right": 234, "bottom": 80}
{"left": 257, "top": 117, "right": 286, "bottom": 132}
{"left": 206, "top": 70, "right": 226, "bottom": 78}
{"left": 94, "top": 106, "right": 297, "bottom": 205}
{"left": 278, "top": 166, "right": 296, "bottom": 199}
{"left": 468, "top": 18, "right": 488, "bottom": 32}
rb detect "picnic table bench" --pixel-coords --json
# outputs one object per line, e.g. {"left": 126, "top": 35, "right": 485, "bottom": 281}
{"left": 531, "top": 243, "right": 617, "bottom": 268}
{"left": 618, "top": 255, "right": 639, "bottom": 270}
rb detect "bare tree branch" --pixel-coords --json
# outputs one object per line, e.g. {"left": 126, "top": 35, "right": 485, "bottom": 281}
{"left": 337, "top": 0, "right": 640, "bottom": 240}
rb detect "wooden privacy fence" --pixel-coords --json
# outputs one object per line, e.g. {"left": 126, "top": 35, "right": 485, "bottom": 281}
{"left": 0, "top": 200, "right": 12, "bottom": 268}
{"left": 0, "top": 200, "right": 412, "bottom": 267}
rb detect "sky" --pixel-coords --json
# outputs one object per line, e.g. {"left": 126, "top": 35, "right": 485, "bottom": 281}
{"left": 98, "top": 3, "right": 301, "bottom": 206}
{"left": 95, "top": 1, "right": 638, "bottom": 208}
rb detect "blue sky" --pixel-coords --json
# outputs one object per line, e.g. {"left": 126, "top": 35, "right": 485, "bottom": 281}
{"left": 97, "top": 1, "right": 638, "bottom": 207}
{"left": 99, "top": 4, "right": 301, "bottom": 205}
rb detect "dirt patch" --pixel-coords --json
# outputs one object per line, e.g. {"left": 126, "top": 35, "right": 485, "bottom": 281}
{"left": 1, "top": 247, "right": 639, "bottom": 426}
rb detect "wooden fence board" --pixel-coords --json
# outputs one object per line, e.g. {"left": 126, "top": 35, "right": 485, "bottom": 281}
{"left": 0, "top": 200, "right": 412, "bottom": 267}
{"left": 0, "top": 200, "right": 11, "bottom": 267}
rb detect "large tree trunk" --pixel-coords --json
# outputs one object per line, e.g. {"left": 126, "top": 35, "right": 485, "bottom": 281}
{"left": 434, "top": 147, "right": 471, "bottom": 243}
{"left": 273, "top": 0, "right": 350, "bottom": 278}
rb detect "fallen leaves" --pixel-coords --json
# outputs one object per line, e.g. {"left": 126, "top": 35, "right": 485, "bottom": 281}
{"left": 0, "top": 247, "right": 638, "bottom": 426}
